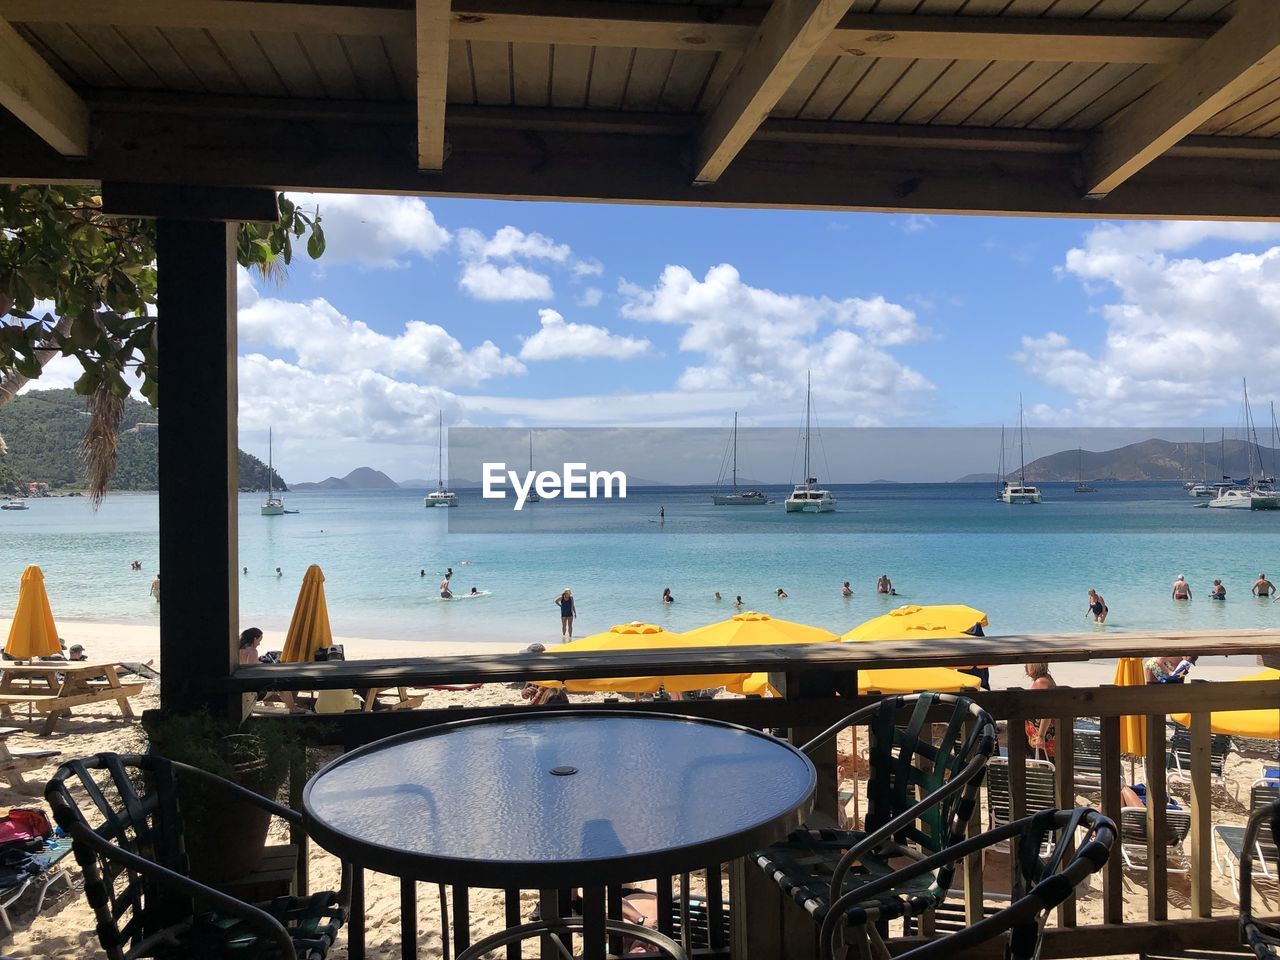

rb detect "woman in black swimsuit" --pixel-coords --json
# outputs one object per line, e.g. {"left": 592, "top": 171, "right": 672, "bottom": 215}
{"left": 1086, "top": 588, "right": 1108, "bottom": 623}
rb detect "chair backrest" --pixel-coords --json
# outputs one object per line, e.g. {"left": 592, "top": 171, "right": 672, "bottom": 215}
{"left": 1120, "top": 806, "right": 1191, "bottom": 846}
{"left": 1072, "top": 727, "right": 1103, "bottom": 773}
{"left": 1251, "top": 780, "right": 1280, "bottom": 811}
{"left": 44, "top": 753, "right": 191, "bottom": 960}
{"left": 986, "top": 758, "right": 1056, "bottom": 825}
{"left": 1167, "top": 729, "right": 1231, "bottom": 776}
{"left": 864, "top": 693, "right": 995, "bottom": 879}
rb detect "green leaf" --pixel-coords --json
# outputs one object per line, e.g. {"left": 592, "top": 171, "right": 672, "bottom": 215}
{"left": 306, "top": 224, "right": 326, "bottom": 259}
{"left": 73, "top": 369, "right": 99, "bottom": 395}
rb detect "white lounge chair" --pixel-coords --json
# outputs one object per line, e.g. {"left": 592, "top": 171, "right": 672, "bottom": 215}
{"left": 1119, "top": 806, "right": 1192, "bottom": 873}
{"left": 1214, "top": 779, "right": 1280, "bottom": 900}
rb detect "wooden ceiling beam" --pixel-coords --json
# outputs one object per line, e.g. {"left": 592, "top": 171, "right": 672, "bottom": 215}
{"left": 1082, "top": 0, "right": 1280, "bottom": 198}
{"left": 0, "top": 0, "right": 1215, "bottom": 64}
{"left": 417, "top": 0, "right": 450, "bottom": 170}
{"left": 694, "top": 0, "right": 857, "bottom": 184}
{"left": 0, "top": 16, "right": 87, "bottom": 155}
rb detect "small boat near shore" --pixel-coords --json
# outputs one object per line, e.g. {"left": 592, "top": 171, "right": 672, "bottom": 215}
{"left": 785, "top": 375, "right": 836, "bottom": 513}
{"left": 713, "top": 413, "right": 768, "bottom": 506}
{"left": 425, "top": 411, "right": 458, "bottom": 508}
{"left": 0, "top": 498, "right": 28, "bottom": 511}
{"left": 261, "top": 428, "right": 288, "bottom": 516}
{"left": 1207, "top": 381, "right": 1278, "bottom": 511}
{"left": 999, "top": 398, "right": 1041, "bottom": 504}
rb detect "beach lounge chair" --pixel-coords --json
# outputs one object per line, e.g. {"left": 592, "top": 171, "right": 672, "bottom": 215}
{"left": 46, "top": 753, "right": 350, "bottom": 960}
{"left": 1240, "top": 797, "right": 1280, "bottom": 959}
{"left": 1118, "top": 806, "right": 1193, "bottom": 873}
{"left": 754, "top": 693, "right": 1000, "bottom": 958}
{"left": 1073, "top": 724, "right": 1105, "bottom": 790}
{"left": 1215, "top": 779, "right": 1280, "bottom": 899}
{"left": 987, "top": 757, "right": 1057, "bottom": 829}
{"left": 1158, "top": 727, "right": 1234, "bottom": 793}
{"left": 0, "top": 833, "right": 73, "bottom": 937}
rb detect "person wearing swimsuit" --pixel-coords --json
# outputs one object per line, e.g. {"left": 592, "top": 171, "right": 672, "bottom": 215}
{"left": 1024, "top": 662, "right": 1057, "bottom": 759}
{"left": 1171, "top": 575, "right": 1192, "bottom": 600}
{"left": 1086, "top": 588, "right": 1108, "bottom": 623}
{"left": 554, "top": 589, "right": 576, "bottom": 639}
{"left": 1253, "top": 573, "right": 1274, "bottom": 597}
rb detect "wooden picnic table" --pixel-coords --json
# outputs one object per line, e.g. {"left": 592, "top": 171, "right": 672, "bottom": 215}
{"left": 0, "top": 661, "right": 144, "bottom": 736}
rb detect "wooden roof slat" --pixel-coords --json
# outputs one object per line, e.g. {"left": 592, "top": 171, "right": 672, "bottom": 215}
{"left": 208, "top": 29, "right": 290, "bottom": 98}
{"left": 384, "top": 33, "right": 417, "bottom": 100}
{"left": 298, "top": 32, "right": 364, "bottom": 99}
{"left": 26, "top": 22, "right": 121, "bottom": 87}
{"left": 1083, "top": 0, "right": 1280, "bottom": 195}
{"left": 797, "top": 56, "right": 873, "bottom": 119}
{"left": 12, "top": 23, "right": 79, "bottom": 88}
{"left": 831, "top": 57, "right": 912, "bottom": 121}
{"left": 621, "top": 47, "right": 676, "bottom": 110}
{"left": 1080, "top": 0, "right": 1149, "bottom": 18}
{"left": 897, "top": 58, "right": 989, "bottom": 123}
{"left": 1241, "top": 110, "right": 1280, "bottom": 138}
{"left": 659, "top": 49, "right": 716, "bottom": 112}
{"left": 1059, "top": 61, "right": 1153, "bottom": 128}
{"left": 999, "top": 61, "right": 1103, "bottom": 127}
{"left": 114, "top": 25, "right": 204, "bottom": 92}
{"left": 769, "top": 54, "right": 834, "bottom": 117}
{"left": 927, "top": 59, "right": 1026, "bottom": 124}
{"left": 864, "top": 58, "right": 953, "bottom": 124}
{"left": 447, "top": 38, "right": 476, "bottom": 102}
{"left": 1163, "top": 0, "right": 1234, "bottom": 21}
{"left": 550, "top": 41, "right": 592, "bottom": 106}
{"left": 512, "top": 41, "right": 552, "bottom": 105}
{"left": 696, "top": 50, "right": 740, "bottom": 112}
{"left": 340, "top": 33, "right": 402, "bottom": 101}
{"left": 963, "top": 60, "right": 1067, "bottom": 126}
{"left": 468, "top": 38, "right": 513, "bottom": 104}
{"left": 588, "top": 45, "right": 633, "bottom": 109}
{"left": 251, "top": 29, "right": 328, "bottom": 97}
{"left": 1216, "top": 96, "right": 1280, "bottom": 137}
{"left": 1197, "top": 73, "right": 1280, "bottom": 133}
{"left": 1127, "top": 0, "right": 1193, "bottom": 18}
{"left": 155, "top": 27, "right": 247, "bottom": 94}
{"left": 1028, "top": 60, "right": 1135, "bottom": 128}
{"left": 70, "top": 24, "right": 164, "bottom": 88}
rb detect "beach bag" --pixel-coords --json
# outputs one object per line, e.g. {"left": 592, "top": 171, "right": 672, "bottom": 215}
{"left": 0, "top": 808, "right": 52, "bottom": 853}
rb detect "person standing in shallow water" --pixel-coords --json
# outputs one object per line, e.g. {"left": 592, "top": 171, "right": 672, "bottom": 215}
{"left": 1171, "top": 575, "right": 1192, "bottom": 600}
{"left": 149, "top": 575, "right": 160, "bottom": 602}
{"left": 1085, "top": 588, "right": 1108, "bottom": 623}
{"left": 554, "top": 589, "right": 576, "bottom": 640}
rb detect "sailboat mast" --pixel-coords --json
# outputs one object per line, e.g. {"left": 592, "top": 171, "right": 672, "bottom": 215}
{"left": 529, "top": 430, "right": 534, "bottom": 473}
{"left": 438, "top": 411, "right": 444, "bottom": 488}
{"left": 1244, "top": 378, "right": 1258, "bottom": 483}
{"left": 267, "top": 428, "right": 274, "bottom": 499}
{"left": 803, "top": 372, "right": 812, "bottom": 481}
{"left": 1018, "top": 395, "right": 1027, "bottom": 484}
{"left": 1221, "top": 428, "right": 1227, "bottom": 481}
{"left": 1202, "top": 428, "right": 1207, "bottom": 484}
{"left": 732, "top": 412, "right": 738, "bottom": 491}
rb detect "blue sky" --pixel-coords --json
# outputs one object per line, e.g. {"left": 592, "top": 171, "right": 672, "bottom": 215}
{"left": 32, "top": 198, "right": 1280, "bottom": 482}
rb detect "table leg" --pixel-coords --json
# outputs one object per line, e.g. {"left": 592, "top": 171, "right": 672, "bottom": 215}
{"left": 538, "top": 889, "right": 558, "bottom": 960}
{"left": 401, "top": 877, "right": 417, "bottom": 960}
{"left": 102, "top": 665, "right": 135, "bottom": 719}
{"left": 350, "top": 866, "right": 366, "bottom": 960}
{"left": 581, "top": 886, "right": 606, "bottom": 960}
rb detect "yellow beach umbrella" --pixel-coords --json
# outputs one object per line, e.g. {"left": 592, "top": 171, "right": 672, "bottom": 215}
{"left": 841, "top": 604, "right": 989, "bottom": 642}
{"left": 676, "top": 612, "right": 837, "bottom": 697}
{"left": 1114, "top": 657, "right": 1147, "bottom": 757}
{"left": 542, "top": 622, "right": 749, "bottom": 694}
{"left": 4, "top": 564, "right": 61, "bottom": 660}
{"left": 281, "top": 565, "right": 334, "bottom": 663}
{"left": 1171, "top": 669, "right": 1280, "bottom": 739}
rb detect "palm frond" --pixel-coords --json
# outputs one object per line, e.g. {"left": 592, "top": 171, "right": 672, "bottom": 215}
{"left": 80, "top": 384, "right": 123, "bottom": 508}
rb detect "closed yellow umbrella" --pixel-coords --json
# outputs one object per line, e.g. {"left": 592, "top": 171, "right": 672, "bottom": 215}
{"left": 1114, "top": 657, "right": 1147, "bottom": 757}
{"left": 540, "top": 622, "right": 739, "bottom": 694}
{"left": 4, "top": 564, "right": 61, "bottom": 660}
{"left": 281, "top": 565, "right": 334, "bottom": 663}
{"left": 1171, "top": 669, "right": 1280, "bottom": 738}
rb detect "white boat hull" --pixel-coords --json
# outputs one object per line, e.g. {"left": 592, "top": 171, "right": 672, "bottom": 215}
{"left": 425, "top": 495, "right": 458, "bottom": 508}
{"left": 261, "top": 502, "right": 285, "bottom": 516}
{"left": 713, "top": 494, "right": 768, "bottom": 506}
{"left": 1000, "top": 492, "right": 1041, "bottom": 504}
{"left": 1207, "top": 491, "right": 1280, "bottom": 510}
{"left": 0, "top": 502, "right": 28, "bottom": 511}
{"left": 785, "top": 497, "right": 836, "bottom": 513}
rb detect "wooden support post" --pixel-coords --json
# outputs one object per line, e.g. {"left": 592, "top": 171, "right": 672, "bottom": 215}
{"left": 156, "top": 220, "right": 239, "bottom": 717}
{"left": 1054, "top": 712, "right": 1077, "bottom": 927}
{"left": 1099, "top": 716, "right": 1123, "bottom": 924}
{"left": 1007, "top": 710, "right": 1028, "bottom": 893}
{"left": 0, "top": 17, "right": 88, "bottom": 156}
{"left": 1144, "top": 713, "right": 1168, "bottom": 921}
{"left": 1188, "top": 711, "right": 1212, "bottom": 918}
{"left": 963, "top": 717, "right": 984, "bottom": 927}
{"left": 416, "top": 0, "right": 451, "bottom": 169}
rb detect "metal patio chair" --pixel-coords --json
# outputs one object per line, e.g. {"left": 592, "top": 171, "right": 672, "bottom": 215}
{"left": 753, "top": 692, "right": 997, "bottom": 960}
{"left": 1241, "top": 797, "right": 1280, "bottom": 960}
{"left": 45, "top": 752, "right": 349, "bottom": 960}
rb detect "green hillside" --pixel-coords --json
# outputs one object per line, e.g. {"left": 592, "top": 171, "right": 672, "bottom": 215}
{"left": 0, "top": 389, "right": 284, "bottom": 494}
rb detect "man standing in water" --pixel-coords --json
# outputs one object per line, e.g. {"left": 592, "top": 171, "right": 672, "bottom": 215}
{"left": 876, "top": 574, "right": 895, "bottom": 595}
{"left": 1253, "top": 573, "right": 1275, "bottom": 597}
{"left": 149, "top": 575, "right": 160, "bottom": 602}
{"left": 439, "top": 572, "right": 453, "bottom": 599}
{"left": 1172, "top": 575, "right": 1192, "bottom": 600}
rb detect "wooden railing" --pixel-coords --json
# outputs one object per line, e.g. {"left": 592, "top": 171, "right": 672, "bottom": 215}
{"left": 231, "top": 630, "right": 1280, "bottom": 960}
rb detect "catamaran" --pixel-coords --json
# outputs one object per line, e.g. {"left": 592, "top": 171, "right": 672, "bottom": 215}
{"left": 1073, "top": 448, "right": 1096, "bottom": 493}
{"left": 785, "top": 374, "right": 836, "bottom": 513}
{"left": 1208, "top": 380, "right": 1279, "bottom": 510}
{"left": 999, "top": 397, "right": 1041, "bottom": 504}
{"left": 525, "top": 430, "right": 541, "bottom": 504}
{"left": 713, "top": 413, "right": 767, "bottom": 505}
{"left": 260, "top": 428, "right": 287, "bottom": 516}
{"left": 425, "top": 411, "right": 458, "bottom": 508}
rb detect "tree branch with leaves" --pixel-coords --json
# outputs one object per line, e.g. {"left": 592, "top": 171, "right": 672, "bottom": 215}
{"left": 0, "top": 186, "right": 324, "bottom": 503}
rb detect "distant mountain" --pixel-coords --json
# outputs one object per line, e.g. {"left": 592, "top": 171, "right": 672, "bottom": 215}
{"left": 954, "top": 473, "right": 999, "bottom": 483}
{"left": 399, "top": 478, "right": 432, "bottom": 489}
{"left": 0, "top": 388, "right": 283, "bottom": 494}
{"left": 1018, "top": 438, "right": 1280, "bottom": 483}
{"left": 293, "top": 466, "right": 399, "bottom": 490}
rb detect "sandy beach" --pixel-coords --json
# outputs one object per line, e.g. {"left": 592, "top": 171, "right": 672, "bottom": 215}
{"left": 0, "top": 619, "right": 1273, "bottom": 959}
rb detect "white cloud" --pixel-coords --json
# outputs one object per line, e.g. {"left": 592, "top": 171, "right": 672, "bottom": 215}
{"left": 1019, "top": 222, "right": 1280, "bottom": 422}
{"left": 578, "top": 287, "right": 603, "bottom": 308}
{"left": 573, "top": 259, "right": 604, "bottom": 278}
{"left": 519, "top": 308, "right": 650, "bottom": 361}
{"left": 457, "top": 226, "right": 570, "bottom": 264}
{"left": 898, "top": 215, "right": 935, "bottom": 234}
{"left": 238, "top": 275, "right": 525, "bottom": 387}
{"left": 619, "top": 264, "right": 932, "bottom": 415}
{"left": 286, "top": 193, "right": 450, "bottom": 269}
{"left": 458, "top": 262, "right": 554, "bottom": 302}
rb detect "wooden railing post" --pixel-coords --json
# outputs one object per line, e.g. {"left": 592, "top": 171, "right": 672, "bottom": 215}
{"left": 963, "top": 714, "right": 984, "bottom": 928}
{"left": 1144, "top": 713, "right": 1168, "bottom": 921}
{"left": 1007, "top": 711, "right": 1028, "bottom": 894}
{"left": 1054, "top": 711, "right": 1077, "bottom": 927}
{"left": 1099, "top": 716, "right": 1123, "bottom": 924}
{"left": 1189, "top": 711, "right": 1212, "bottom": 918}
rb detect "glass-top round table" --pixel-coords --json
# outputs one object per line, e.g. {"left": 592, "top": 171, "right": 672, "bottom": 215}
{"left": 303, "top": 710, "right": 816, "bottom": 959}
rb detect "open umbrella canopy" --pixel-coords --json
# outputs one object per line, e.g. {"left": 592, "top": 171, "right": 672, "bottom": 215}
{"left": 4, "top": 564, "right": 61, "bottom": 660}
{"left": 1113, "top": 657, "right": 1147, "bottom": 756}
{"left": 1171, "top": 669, "right": 1280, "bottom": 739}
{"left": 541, "top": 622, "right": 749, "bottom": 694}
{"left": 281, "top": 565, "right": 334, "bottom": 664}
{"left": 841, "top": 604, "right": 989, "bottom": 642}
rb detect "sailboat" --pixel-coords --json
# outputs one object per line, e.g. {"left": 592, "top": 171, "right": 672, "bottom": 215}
{"left": 424, "top": 411, "right": 458, "bottom": 508}
{"left": 260, "top": 428, "right": 287, "bottom": 516}
{"left": 999, "top": 397, "right": 1041, "bottom": 504}
{"left": 1208, "top": 379, "right": 1279, "bottom": 510}
{"left": 1188, "top": 429, "right": 1213, "bottom": 497}
{"left": 525, "top": 431, "right": 540, "bottom": 504}
{"left": 785, "top": 374, "right": 836, "bottom": 513}
{"left": 713, "top": 413, "right": 767, "bottom": 505}
{"left": 1073, "top": 448, "right": 1096, "bottom": 493}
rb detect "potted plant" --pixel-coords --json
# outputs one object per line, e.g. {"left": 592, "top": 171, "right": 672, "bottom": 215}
{"left": 141, "top": 710, "right": 306, "bottom": 884}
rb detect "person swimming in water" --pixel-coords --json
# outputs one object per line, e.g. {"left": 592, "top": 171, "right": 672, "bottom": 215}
{"left": 470, "top": 586, "right": 479, "bottom": 595}
{"left": 734, "top": 595, "right": 743, "bottom": 608}
{"left": 1172, "top": 575, "right": 1192, "bottom": 600}
{"left": 775, "top": 587, "right": 788, "bottom": 599}
{"left": 1210, "top": 579, "right": 1226, "bottom": 599}
{"left": 1254, "top": 573, "right": 1275, "bottom": 597}
{"left": 842, "top": 581, "right": 853, "bottom": 597}
{"left": 662, "top": 587, "right": 674, "bottom": 603}
{"left": 714, "top": 591, "right": 722, "bottom": 601}
{"left": 876, "top": 574, "right": 895, "bottom": 595}
{"left": 1086, "top": 588, "right": 1108, "bottom": 623}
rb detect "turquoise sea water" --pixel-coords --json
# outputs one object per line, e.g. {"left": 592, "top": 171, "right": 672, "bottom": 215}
{"left": 4, "top": 483, "right": 1280, "bottom": 646}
